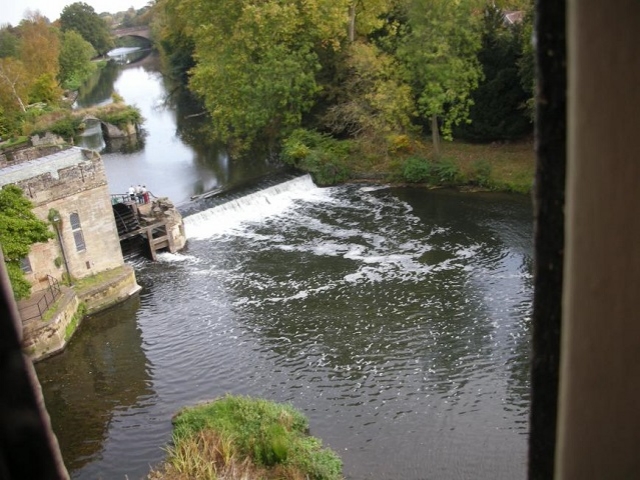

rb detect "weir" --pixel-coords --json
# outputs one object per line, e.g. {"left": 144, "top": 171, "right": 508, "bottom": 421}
{"left": 183, "top": 174, "right": 318, "bottom": 238}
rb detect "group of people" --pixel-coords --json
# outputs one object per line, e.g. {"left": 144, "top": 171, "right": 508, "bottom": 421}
{"left": 128, "top": 184, "right": 150, "bottom": 204}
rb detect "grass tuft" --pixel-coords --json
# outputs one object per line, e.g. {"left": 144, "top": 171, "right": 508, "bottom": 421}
{"left": 149, "top": 395, "right": 343, "bottom": 480}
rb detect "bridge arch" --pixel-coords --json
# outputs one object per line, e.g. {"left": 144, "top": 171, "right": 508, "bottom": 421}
{"left": 112, "top": 26, "right": 151, "bottom": 41}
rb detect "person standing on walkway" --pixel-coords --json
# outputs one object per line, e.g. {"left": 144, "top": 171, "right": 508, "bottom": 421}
{"left": 128, "top": 185, "right": 135, "bottom": 202}
{"left": 142, "top": 185, "right": 149, "bottom": 204}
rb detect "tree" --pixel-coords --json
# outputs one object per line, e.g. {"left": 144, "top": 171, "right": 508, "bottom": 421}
{"left": 397, "top": 0, "right": 483, "bottom": 157}
{"left": 0, "top": 185, "right": 54, "bottom": 299}
{"left": 322, "top": 41, "right": 415, "bottom": 143}
{"left": 0, "top": 57, "right": 30, "bottom": 112}
{"left": 17, "top": 13, "right": 62, "bottom": 104}
{"left": 184, "top": 0, "right": 347, "bottom": 151}
{"left": 454, "top": 4, "right": 531, "bottom": 141}
{"left": 517, "top": 2, "right": 535, "bottom": 121}
{"left": 0, "top": 25, "right": 19, "bottom": 58}
{"left": 59, "top": 29, "right": 96, "bottom": 89}
{"left": 347, "top": 0, "right": 393, "bottom": 42}
{"left": 60, "top": 2, "right": 114, "bottom": 56}
{"left": 17, "top": 14, "right": 60, "bottom": 79}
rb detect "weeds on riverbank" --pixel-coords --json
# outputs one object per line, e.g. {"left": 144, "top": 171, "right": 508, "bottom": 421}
{"left": 283, "top": 129, "right": 535, "bottom": 193}
{"left": 148, "top": 395, "right": 343, "bottom": 480}
{"left": 359, "top": 135, "right": 535, "bottom": 193}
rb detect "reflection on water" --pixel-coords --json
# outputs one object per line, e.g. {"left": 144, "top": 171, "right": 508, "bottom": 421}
{"left": 36, "top": 180, "right": 533, "bottom": 480}
{"left": 74, "top": 52, "right": 284, "bottom": 205}
{"left": 35, "top": 295, "right": 155, "bottom": 473}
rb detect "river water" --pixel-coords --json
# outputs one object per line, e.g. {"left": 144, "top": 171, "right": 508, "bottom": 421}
{"left": 35, "top": 51, "right": 533, "bottom": 479}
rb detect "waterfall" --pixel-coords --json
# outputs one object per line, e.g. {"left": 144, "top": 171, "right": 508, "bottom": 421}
{"left": 184, "top": 174, "right": 321, "bottom": 240}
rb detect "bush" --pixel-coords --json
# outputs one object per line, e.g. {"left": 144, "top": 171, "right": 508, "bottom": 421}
{"left": 48, "top": 115, "right": 83, "bottom": 139}
{"left": 386, "top": 134, "right": 412, "bottom": 154}
{"left": 402, "top": 156, "right": 433, "bottom": 183}
{"left": 470, "top": 159, "right": 493, "bottom": 188}
{"left": 97, "top": 105, "right": 142, "bottom": 129}
{"left": 282, "top": 129, "right": 352, "bottom": 186}
{"left": 433, "top": 158, "right": 462, "bottom": 185}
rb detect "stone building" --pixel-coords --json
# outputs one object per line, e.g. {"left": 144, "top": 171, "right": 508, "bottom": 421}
{"left": 0, "top": 146, "right": 130, "bottom": 288}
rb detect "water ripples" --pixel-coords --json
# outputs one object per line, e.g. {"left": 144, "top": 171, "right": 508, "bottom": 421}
{"left": 37, "top": 184, "right": 533, "bottom": 480}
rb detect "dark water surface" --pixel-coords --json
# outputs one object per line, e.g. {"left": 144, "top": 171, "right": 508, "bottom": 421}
{"left": 35, "top": 52, "right": 533, "bottom": 480}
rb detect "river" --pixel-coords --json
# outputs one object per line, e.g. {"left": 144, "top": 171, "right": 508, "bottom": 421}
{"left": 35, "top": 50, "right": 533, "bottom": 480}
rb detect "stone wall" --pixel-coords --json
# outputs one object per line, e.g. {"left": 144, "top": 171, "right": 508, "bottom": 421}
{"left": 101, "top": 122, "right": 138, "bottom": 139}
{"left": 22, "top": 286, "right": 80, "bottom": 361}
{"left": 32, "top": 183, "right": 124, "bottom": 281}
{"left": 0, "top": 145, "right": 68, "bottom": 168}
{"left": 13, "top": 149, "right": 107, "bottom": 206}
{"left": 23, "top": 266, "right": 142, "bottom": 362}
{"left": 30, "top": 132, "right": 66, "bottom": 147}
{"left": 76, "top": 265, "right": 141, "bottom": 314}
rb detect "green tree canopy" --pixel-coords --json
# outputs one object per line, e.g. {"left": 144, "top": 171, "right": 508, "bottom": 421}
{"left": 454, "top": 4, "right": 531, "bottom": 141}
{"left": 60, "top": 2, "right": 114, "bottom": 56}
{"left": 59, "top": 29, "right": 96, "bottom": 89}
{"left": 0, "top": 185, "right": 53, "bottom": 299}
{"left": 322, "top": 41, "right": 415, "bottom": 144}
{"left": 0, "top": 26, "right": 19, "bottom": 58}
{"left": 397, "top": 0, "right": 483, "bottom": 155}
{"left": 185, "top": 0, "right": 347, "bottom": 151}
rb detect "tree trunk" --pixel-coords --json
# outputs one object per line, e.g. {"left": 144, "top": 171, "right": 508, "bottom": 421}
{"left": 348, "top": 3, "right": 356, "bottom": 43}
{"left": 431, "top": 114, "right": 441, "bottom": 159}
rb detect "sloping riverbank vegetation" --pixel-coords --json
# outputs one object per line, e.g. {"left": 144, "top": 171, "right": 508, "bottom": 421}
{"left": 282, "top": 128, "right": 534, "bottom": 192}
{"left": 148, "top": 395, "right": 343, "bottom": 480}
{"left": 151, "top": 0, "right": 534, "bottom": 190}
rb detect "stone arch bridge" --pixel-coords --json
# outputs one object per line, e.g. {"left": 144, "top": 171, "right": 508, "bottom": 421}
{"left": 112, "top": 26, "right": 151, "bottom": 41}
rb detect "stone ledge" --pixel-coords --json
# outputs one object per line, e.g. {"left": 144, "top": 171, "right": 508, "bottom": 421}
{"left": 24, "top": 265, "right": 142, "bottom": 362}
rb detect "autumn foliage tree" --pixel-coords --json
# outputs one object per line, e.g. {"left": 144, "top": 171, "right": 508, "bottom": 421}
{"left": 153, "top": 0, "right": 534, "bottom": 155}
{"left": 17, "top": 13, "right": 62, "bottom": 104}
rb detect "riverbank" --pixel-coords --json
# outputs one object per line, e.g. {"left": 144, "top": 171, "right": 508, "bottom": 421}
{"left": 283, "top": 130, "right": 535, "bottom": 194}
{"left": 355, "top": 138, "right": 535, "bottom": 193}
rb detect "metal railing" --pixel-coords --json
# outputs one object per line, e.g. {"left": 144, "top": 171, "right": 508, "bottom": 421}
{"left": 19, "top": 275, "right": 62, "bottom": 322}
{"left": 110, "top": 191, "right": 157, "bottom": 205}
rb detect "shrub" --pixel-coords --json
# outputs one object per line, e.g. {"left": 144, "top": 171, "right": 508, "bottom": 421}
{"left": 282, "top": 129, "right": 352, "bottom": 186}
{"left": 402, "top": 156, "right": 433, "bottom": 183}
{"left": 470, "top": 159, "right": 493, "bottom": 188}
{"left": 433, "top": 158, "right": 462, "bottom": 185}
{"left": 97, "top": 105, "right": 142, "bottom": 130}
{"left": 386, "top": 134, "right": 412, "bottom": 154}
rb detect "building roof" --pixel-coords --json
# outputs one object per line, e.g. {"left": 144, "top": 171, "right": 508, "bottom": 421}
{"left": 0, "top": 147, "right": 90, "bottom": 188}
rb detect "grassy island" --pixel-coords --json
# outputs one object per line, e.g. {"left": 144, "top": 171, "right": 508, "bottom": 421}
{"left": 149, "top": 395, "right": 343, "bottom": 480}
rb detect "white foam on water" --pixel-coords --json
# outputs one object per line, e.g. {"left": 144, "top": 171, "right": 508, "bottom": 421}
{"left": 156, "top": 252, "right": 199, "bottom": 263}
{"left": 359, "top": 185, "right": 390, "bottom": 192}
{"left": 184, "top": 175, "right": 329, "bottom": 240}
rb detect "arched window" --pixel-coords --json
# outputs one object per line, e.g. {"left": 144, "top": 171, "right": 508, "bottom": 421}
{"left": 69, "top": 213, "right": 86, "bottom": 252}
